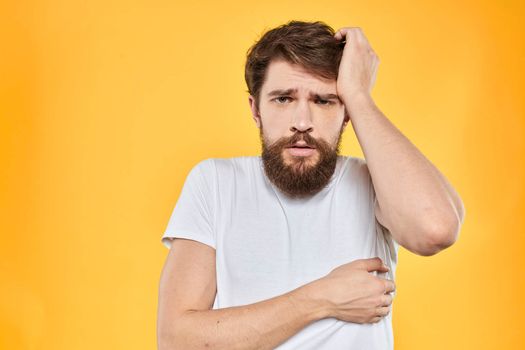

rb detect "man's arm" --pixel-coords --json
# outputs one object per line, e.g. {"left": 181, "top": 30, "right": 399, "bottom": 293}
{"left": 334, "top": 27, "right": 465, "bottom": 256}
{"left": 345, "top": 93, "right": 464, "bottom": 256}
{"left": 158, "top": 238, "right": 329, "bottom": 350}
{"left": 163, "top": 285, "right": 327, "bottom": 350}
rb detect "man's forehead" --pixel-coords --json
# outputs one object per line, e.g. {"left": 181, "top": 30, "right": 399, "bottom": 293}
{"left": 263, "top": 60, "right": 337, "bottom": 96}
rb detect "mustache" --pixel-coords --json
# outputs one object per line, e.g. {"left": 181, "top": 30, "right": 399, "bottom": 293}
{"left": 286, "top": 132, "right": 318, "bottom": 148}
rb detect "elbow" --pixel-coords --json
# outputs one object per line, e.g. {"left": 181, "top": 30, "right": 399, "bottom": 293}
{"left": 418, "top": 218, "right": 461, "bottom": 256}
{"left": 158, "top": 326, "right": 178, "bottom": 350}
{"left": 158, "top": 319, "right": 185, "bottom": 350}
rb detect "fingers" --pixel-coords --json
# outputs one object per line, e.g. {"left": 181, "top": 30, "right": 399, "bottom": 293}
{"left": 376, "top": 306, "right": 391, "bottom": 317}
{"left": 333, "top": 27, "right": 367, "bottom": 43}
{"left": 334, "top": 27, "right": 373, "bottom": 52}
{"left": 370, "top": 307, "right": 390, "bottom": 323}
{"left": 372, "top": 299, "right": 392, "bottom": 323}
{"left": 363, "top": 257, "right": 389, "bottom": 272}
{"left": 382, "top": 279, "right": 396, "bottom": 294}
{"left": 334, "top": 27, "right": 356, "bottom": 40}
{"left": 371, "top": 306, "right": 391, "bottom": 323}
{"left": 380, "top": 293, "right": 394, "bottom": 307}
{"left": 333, "top": 28, "right": 347, "bottom": 41}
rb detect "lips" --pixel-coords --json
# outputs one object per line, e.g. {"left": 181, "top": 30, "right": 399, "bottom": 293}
{"left": 287, "top": 147, "right": 316, "bottom": 157}
{"left": 287, "top": 142, "right": 315, "bottom": 149}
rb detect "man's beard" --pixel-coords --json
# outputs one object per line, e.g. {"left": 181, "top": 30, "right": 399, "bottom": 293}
{"left": 259, "top": 122, "right": 344, "bottom": 199}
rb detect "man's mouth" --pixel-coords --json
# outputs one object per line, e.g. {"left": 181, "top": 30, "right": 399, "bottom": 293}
{"left": 287, "top": 142, "right": 315, "bottom": 149}
{"left": 286, "top": 144, "right": 316, "bottom": 157}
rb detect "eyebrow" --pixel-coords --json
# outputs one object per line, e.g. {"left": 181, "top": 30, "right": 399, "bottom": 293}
{"left": 266, "top": 88, "right": 341, "bottom": 101}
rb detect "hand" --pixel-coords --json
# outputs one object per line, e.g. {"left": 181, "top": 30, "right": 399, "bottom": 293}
{"left": 310, "top": 257, "right": 395, "bottom": 324}
{"left": 334, "top": 27, "right": 380, "bottom": 106}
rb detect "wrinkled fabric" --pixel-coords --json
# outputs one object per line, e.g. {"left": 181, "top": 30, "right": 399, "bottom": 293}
{"left": 162, "top": 155, "right": 400, "bottom": 349}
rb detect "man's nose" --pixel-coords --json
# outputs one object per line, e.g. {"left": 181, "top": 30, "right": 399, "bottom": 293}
{"left": 290, "top": 99, "right": 314, "bottom": 133}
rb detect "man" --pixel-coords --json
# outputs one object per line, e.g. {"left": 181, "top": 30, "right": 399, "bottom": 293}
{"left": 157, "top": 20, "right": 465, "bottom": 349}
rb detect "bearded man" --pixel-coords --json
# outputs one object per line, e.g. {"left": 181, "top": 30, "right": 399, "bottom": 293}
{"left": 158, "top": 20, "right": 465, "bottom": 350}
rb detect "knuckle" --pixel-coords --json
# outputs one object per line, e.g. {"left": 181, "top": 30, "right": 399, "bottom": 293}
{"left": 380, "top": 306, "right": 390, "bottom": 317}
{"left": 390, "top": 280, "right": 396, "bottom": 292}
{"left": 376, "top": 296, "right": 385, "bottom": 307}
{"left": 377, "top": 307, "right": 384, "bottom": 316}
{"left": 381, "top": 279, "right": 388, "bottom": 293}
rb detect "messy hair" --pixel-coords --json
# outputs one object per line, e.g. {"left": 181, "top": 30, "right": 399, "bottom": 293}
{"left": 244, "top": 20, "right": 344, "bottom": 111}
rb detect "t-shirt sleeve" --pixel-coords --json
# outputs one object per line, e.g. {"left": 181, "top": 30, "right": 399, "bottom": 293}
{"left": 161, "top": 159, "right": 216, "bottom": 250}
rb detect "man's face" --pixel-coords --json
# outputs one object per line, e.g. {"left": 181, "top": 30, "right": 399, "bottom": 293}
{"left": 248, "top": 59, "right": 350, "bottom": 198}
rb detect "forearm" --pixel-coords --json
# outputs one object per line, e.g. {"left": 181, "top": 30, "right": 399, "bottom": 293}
{"left": 343, "top": 93, "right": 463, "bottom": 238}
{"left": 161, "top": 282, "right": 329, "bottom": 350}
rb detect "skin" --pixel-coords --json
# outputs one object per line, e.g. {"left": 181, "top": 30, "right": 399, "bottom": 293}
{"left": 333, "top": 27, "right": 465, "bottom": 255}
{"left": 248, "top": 60, "right": 349, "bottom": 173}
{"left": 249, "top": 26, "right": 464, "bottom": 255}
{"left": 158, "top": 25, "right": 419, "bottom": 350}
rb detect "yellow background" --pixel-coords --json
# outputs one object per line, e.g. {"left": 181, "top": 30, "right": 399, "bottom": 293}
{"left": 1, "top": 0, "right": 524, "bottom": 349}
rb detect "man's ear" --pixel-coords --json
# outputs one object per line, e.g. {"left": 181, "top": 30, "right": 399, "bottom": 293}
{"left": 248, "top": 95, "right": 261, "bottom": 129}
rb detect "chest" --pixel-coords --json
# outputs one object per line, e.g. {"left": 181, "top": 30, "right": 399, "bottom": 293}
{"left": 214, "top": 191, "right": 377, "bottom": 304}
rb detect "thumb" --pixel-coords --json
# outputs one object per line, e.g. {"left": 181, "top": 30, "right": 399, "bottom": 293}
{"left": 362, "top": 257, "right": 390, "bottom": 272}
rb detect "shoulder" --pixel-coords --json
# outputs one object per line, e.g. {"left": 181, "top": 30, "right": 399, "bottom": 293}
{"left": 339, "top": 155, "right": 370, "bottom": 178}
{"left": 192, "top": 156, "right": 260, "bottom": 178}
{"left": 183, "top": 158, "right": 215, "bottom": 183}
{"left": 333, "top": 155, "right": 376, "bottom": 195}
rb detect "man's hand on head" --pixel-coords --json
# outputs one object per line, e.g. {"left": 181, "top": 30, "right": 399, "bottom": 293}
{"left": 333, "top": 27, "right": 380, "bottom": 109}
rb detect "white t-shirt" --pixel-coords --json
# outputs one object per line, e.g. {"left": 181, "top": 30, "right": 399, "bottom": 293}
{"left": 161, "top": 155, "right": 400, "bottom": 349}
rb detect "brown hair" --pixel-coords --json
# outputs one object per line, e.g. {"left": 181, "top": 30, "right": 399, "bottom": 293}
{"left": 244, "top": 20, "right": 344, "bottom": 111}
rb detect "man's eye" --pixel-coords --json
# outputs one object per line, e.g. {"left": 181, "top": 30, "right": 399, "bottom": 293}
{"left": 316, "top": 99, "right": 332, "bottom": 105}
{"left": 275, "top": 96, "right": 292, "bottom": 104}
